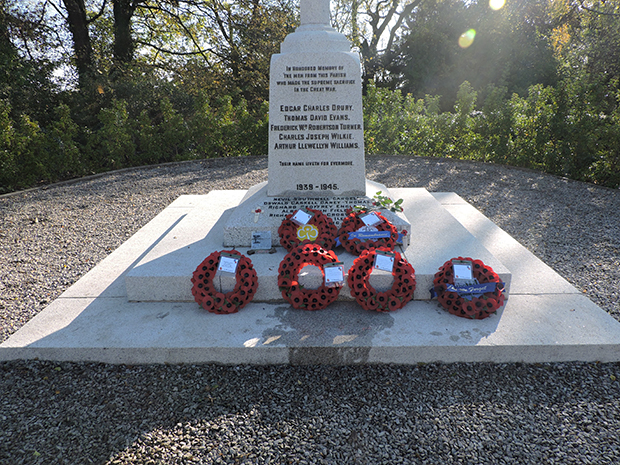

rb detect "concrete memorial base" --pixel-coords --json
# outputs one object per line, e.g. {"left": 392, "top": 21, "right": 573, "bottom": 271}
{"left": 223, "top": 180, "right": 411, "bottom": 248}
{"left": 2, "top": 187, "right": 620, "bottom": 364}
{"left": 121, "top": 184, "right": 507, "bottom": 303}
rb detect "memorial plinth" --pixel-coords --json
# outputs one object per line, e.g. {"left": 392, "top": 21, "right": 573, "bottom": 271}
{"left": 126, "top": 188, "right": 510, "bottom": 303}
{"left": 223, "top": 180, "right": 411, "bottom": 248}
{"left": 4, "top": 189, "right": 620, "bottom": 365}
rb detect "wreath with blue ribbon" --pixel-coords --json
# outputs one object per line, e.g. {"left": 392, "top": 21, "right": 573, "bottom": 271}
{"left": 336, "top": 208, "right": 399, "bottom": 255}
{"left": 432, "top": 257, "right": 505, "bottom": 319}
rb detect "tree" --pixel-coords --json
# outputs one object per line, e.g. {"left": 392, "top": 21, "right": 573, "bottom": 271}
{"left": 1, "top": 2, "right": 57, "bottom": 119}
{"left": 551, "top": 0, "right": 620, "bottom": 91}
{"left": 386, "top": 0, "right": 558, "bottom": 109}
{"left": 0, "top": 4, "right": 17, "bottom": 96}
{"left": 131, "top": 0, "right": 295, "bottom": 106}
{"left": 332, "top": 0, "right": 425, "bottom": 90}
{"left": 63, "top": 0, "right": 94, "bottom": 89}
{"left": 112, "top": 0, "right": 138, "bottom": 64}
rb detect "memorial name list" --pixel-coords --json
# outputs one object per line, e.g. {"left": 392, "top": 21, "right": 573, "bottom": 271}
{"left": 268, "top": 53, "right": 365, "bottom": 197}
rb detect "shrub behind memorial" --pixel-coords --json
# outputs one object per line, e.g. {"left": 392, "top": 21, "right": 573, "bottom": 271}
{"left": 363, "top": 81, "right": 620, "bottom": 189}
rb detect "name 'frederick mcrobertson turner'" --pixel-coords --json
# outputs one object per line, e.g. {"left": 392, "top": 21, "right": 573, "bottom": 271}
{"left": 270, "top": 123, "right": 361, "bottom": 131}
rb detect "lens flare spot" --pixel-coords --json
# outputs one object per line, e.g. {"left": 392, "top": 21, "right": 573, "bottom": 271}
{"left": 458, "top": 29, "right": 476, "bottom": 48}
{"left": 489, "top": 0, "right": 505, "bottom": 10}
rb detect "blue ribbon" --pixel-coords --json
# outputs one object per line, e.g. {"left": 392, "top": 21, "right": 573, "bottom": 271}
{"left": 348, "top": 231, "right": 392, "bottom": 240}
{"left": 430, "top": 282, "right": 505, "bottom": 299}
{"left": 335, "top": 231, "right": 404, "bottom": 247}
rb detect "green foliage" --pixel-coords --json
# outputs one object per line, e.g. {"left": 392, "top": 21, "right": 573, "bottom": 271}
{"left": 0, "top": 100, "right": 18, "bottom": 190}
{"left": 477, "top": 86, "right": 512, "bottom": 163}
{"left": 85, "top": 99, "right": 136, "bottom": 171}
{"left": 1, "top": 70, "right": 618, "bottom": 194}
{"left": 40, "top": 104, "right": 82, "bottom": 179}
{"left": 2, "top": 0, "right": 620, "bottom": 193}
{"left": 0, "top": 100, "right": 45, "bottom": 192}
{"left": 352, "top": 191, "right": 404, "bottom": 213}
{"left": 372, "top": 191, "right": 404, "bottom": 213}
{"left": 0, "top": 99, "right": 84, "bottom": 192}
{"left": 363, "top": 83, "right": 409, "bottom": 155}
{"left": 0, "top": 82, "right": 270, "bottom": 193}
{"left": 363, "top": 80, "right": 620, "bottom": 188}
{"left": 187, "top": 93, "right": 268, "bottom": 158}
{"left": 387, "top": 0, "right": 558, "bottom": 110}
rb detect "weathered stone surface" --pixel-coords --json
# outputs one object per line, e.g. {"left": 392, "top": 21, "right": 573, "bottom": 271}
{"left": 223, "top": 180, "right": 410, "bottom": 247}
{"left": 267, "top": 0, "right": 365, "bottom": 197}
{"left": 268, "top": 51, "right": 365, "bottom": 197}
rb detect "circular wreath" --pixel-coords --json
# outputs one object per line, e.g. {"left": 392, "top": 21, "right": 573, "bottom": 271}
{"left": 347, "top": 247, "right": 416, "bottom": 312}
{"left": 191, "top": 250, "right": 258, "bottom": 314}
{"left": 278, "top": 208, "right": 337, "bottom": 252}
{"left": 278, "top": 243, "right": 342, "bottom": 310}
{"left": 432, "top": 256, "right": 505, "bottom": 319}
{"left": 337, "top": 208, "right": 399, "bottom": 255}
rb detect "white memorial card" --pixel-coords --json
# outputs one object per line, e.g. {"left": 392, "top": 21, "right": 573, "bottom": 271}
{"left": 291, "top": 208, "right": 314, "bottom": 226}
{"left": 323, "top": 262, "right": 345, "bottom": 287}
{"left": 453, "top": 260, "right": 473, "bottom": 280}
{"left": 360, "top": 212, "right": 383, "bottom": 227}
{"left": 374, "top": 250, "right": 395, "bottom": 272}
{"left": 218, "top": 253, "right": 240, "bottom": 274}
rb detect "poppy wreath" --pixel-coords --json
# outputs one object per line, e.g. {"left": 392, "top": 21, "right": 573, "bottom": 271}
{"left": 191, "top": 250, "right": 258, "bottom": 314}
{"left": 278, "top": 243, "right": 342, "bottom": 310}
{"left": 347, "top": 247, "right": 416, "bottom": 312}
{"left": 278, "top": 208, "right": 338, "bottom": 252}
{"left": 337, "top": 208, "right": 399, "bottom": 255}
{"left": 432, "top": 256, "right": 505, "bottom": 319}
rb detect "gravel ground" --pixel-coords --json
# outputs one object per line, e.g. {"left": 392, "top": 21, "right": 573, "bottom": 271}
{"left": 1, "top": 155, "right": 619, "bottom": 464}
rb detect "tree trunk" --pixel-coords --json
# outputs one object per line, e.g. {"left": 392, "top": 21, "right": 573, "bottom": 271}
{"left": 113, "top": 0, "right": 137, "bottom": 65}
{"left": 62, "top": 0, "right": 94, "bottom": 90}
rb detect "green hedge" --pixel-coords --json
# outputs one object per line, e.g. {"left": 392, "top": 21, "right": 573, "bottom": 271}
{"left": 364, "top": 81, "right": 620, "bottom": 188}
{"left": 0, "top": 93, "right": 268, "bottom": 193}
{"left": 2, "top": 81, "right": 619, "bottom": 194}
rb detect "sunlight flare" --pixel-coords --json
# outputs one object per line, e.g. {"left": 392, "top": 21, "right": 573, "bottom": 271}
{"left": 458, "top": 29, "right": 477, "bottom": 48}
{"left": 489, "top": 0, "right": 506, "bottom": 10}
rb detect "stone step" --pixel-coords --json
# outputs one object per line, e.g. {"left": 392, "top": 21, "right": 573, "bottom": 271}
{"left": 123, "top": 186, "right": 511, "bottom": 302}
{"left": 3, "top": 188, "right": 619, "bottom": 365}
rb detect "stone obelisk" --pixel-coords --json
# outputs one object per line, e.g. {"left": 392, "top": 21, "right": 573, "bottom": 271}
{"left": 267, "top": 0, "right": 366, "bottom": 197}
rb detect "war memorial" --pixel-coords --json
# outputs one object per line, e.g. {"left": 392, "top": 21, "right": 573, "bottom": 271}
{"left": 1, "top": 0, "right": 619, "bottom": 364}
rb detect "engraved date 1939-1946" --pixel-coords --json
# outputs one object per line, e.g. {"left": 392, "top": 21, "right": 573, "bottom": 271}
{"left": 296, "top": 183, "right": 338, "bottom": 191}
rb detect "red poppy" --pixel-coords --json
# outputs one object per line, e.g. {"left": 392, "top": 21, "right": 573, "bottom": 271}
{"left": 387, "top": 297, "right": 401, "bottom": 310}
{"left": 432, "top": 257, "right": 505, "bottom": 319}
{"left": 366, "top": 297, "right": 380, "bottom": 311}
{"left": 201, "top": 295, "right": 215, "bottom": 311}
{"left": 277, "top": 243, "right": 342, "bottom": 310}
{"left": 191, "top": 250, "right": 258, "bottom": 314}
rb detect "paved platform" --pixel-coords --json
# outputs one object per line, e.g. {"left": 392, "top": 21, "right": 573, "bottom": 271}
{"left": 2, "top": 189, "right": 620, "bottom": 364}
{"left": 123, "top": 187, "right": 510, "bottom": 302}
